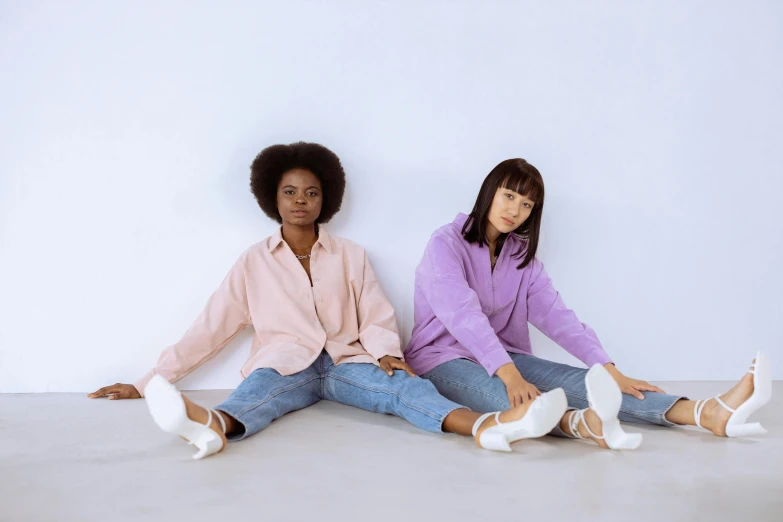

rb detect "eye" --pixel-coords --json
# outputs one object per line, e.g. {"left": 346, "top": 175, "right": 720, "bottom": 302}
{"left": 284, "top": 190, "right": 295, "bottom": 195}
{"left": 505, "top": 193, "right": 514, "bottom": 200}
{"left": 307, "top": 191, "right": 319, "bottom": 197}
{"left": 523, "top": 202, "right": 532, "bottom": 208}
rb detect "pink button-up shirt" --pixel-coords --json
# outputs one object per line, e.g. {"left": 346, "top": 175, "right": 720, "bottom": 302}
{"left": 134, "top": 227, "right": 404, "bottom": 395}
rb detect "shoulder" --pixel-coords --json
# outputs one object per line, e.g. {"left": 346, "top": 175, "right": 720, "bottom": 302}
{"left": 226, "top": 241, "right": 271, "bottom": 271}
{"left": 524, "top": 254, "right": 546, "bottom": 279}
{"left": 328, "top": 234, "right": 367, "bottom": 257}
{"left": 329, "top": 236, "right": 364, "bottom": 253}
{"left": 426, "top": 221, "right": 469, "bottom": 255}
{"left": 241, "top": 240, "right": 273, "bottom": 259}
{"left": 419, "top": 223, "right": 472, "bottom": 275}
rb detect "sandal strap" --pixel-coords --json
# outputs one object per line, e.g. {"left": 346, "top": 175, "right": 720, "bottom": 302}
{"left": 694, "top": 399, "right": 708, "bottom": 429}
{"left": 713, "top": 396, "right": 736, "bottom": 414}
{"left": 568, "top": 409, "right": 604, "bottom": 440}
{"left": 568, "top": 410, "right": 584, "bottom": 439}
{"left": 203, "top": 409, "right": 227, "bottom": 435}
{"left": 579, "top": 409, "right": 604, "bottom": 440}
{"left": 695, "top": 395, "right": 737, "bottom": 430}
{"left": 472, "top": 412, "right": 497, "bottom": 437}
{"left": 212, "top": 409, "right": 227, "bottom": 434}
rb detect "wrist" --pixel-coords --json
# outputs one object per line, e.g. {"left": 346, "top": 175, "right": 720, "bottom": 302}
{"left": 604, "top": 363, "right": 622, "bottom": 376}
{"left": 496, "top": 363, "right": 521, "bottom": 381}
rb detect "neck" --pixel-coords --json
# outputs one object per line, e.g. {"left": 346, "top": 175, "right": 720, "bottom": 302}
{"left": 281, "top": 222, "right": 318, "bottom": 252}
{"left": 485, "top": 221, "right": 502, "bottom": 245}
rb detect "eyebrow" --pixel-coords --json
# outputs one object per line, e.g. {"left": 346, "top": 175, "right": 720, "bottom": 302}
{"left": 504, "top": 191, "right": 536, "bottom": 204}
{"left": 281, "top": 185, "right": 321, "bottom": 191}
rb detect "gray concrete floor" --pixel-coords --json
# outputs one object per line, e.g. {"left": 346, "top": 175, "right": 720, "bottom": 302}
{"left": 1, "top": 382, "right": 781, "bottom": 522}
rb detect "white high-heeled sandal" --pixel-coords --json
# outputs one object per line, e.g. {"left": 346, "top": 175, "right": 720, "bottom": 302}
{"left": 570, "top": 364, "right": 643, "bottom": 450}
{"left": 144, "top": 375, "right": 227, "bottom": 460}
{"left": 694, "top": 351, "right": 771, "bottom": 437}
{"left": 472, "top": 388, "right": 568, "bottom": 452}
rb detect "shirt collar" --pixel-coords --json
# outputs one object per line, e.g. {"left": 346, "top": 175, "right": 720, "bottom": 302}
{"left": 268, "top": 225, "right": 332, "bottom": 254}
{"left": 453, "top": 213, "right": 470, "bottom": 228}
{"left": 316, "top": 226, "right": 333, "bottom": 253}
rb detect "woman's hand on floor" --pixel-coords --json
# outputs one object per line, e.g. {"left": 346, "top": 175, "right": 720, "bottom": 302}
{"left": 88, "top": 383, "right": 141, "bottom": 400}
{"left": 496, "top": 363, "right": 541, "bottom": 407}
{"left": 604, "top": 364, "right": 665, "bottom": 400}
{"left": 378, "top": 356, "right": 417, "bottom": 377}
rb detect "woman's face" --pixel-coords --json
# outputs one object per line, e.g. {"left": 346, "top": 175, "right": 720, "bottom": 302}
{"left": 487, "top": 187, "right": 536, "bottom": 236}
{"left": 276, "top": 168, "right": 323, "bottom": 227}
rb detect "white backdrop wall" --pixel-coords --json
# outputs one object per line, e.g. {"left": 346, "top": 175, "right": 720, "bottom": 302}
{"left": 1, "top": 1, "right": 781, "bottom": 393}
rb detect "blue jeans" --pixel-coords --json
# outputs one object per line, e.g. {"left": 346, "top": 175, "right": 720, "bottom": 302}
{"left": 422, "top": 353, "right": 686, "bottom": 437}
{"left": 216, "top": 351, "right": 464, "bottom": 440}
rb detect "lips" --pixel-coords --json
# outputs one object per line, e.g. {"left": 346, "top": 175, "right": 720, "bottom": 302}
{"left": 292, "top": 210, "right": 308, "bottom": 217}
{"left": 502, "top": 217, "right": 514, "bottom": 226}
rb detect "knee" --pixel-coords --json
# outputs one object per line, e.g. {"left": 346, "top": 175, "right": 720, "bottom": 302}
{"left": 432, "top": 377, "right": 509, "bottom": 412}
{"left": 398, "top": 373, "right": 436, "bottom": 393}
{"left": 393, "top": 373, "right": 450, "bottom": 402}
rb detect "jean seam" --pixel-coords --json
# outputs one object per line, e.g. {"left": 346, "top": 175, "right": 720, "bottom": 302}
{"left": 326, "top": 373, "right": 443, "bottom": 421}
{"left": 319, "top": 354, "right": 326, "bottom": 398}
{"left": 232, "top": 374, "right": 321, "bottom": 418}
{"left": 426, "top": 375, "right": 508, "bottom": 410}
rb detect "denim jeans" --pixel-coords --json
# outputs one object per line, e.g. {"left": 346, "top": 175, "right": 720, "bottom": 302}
{"left": 216, "top": 351, "right": 464, "bottom": 440}
{"left": 422, "top": 352, "right": 686, "bottom": 437}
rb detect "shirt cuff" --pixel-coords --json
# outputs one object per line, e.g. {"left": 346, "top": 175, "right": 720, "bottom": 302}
{"left": 480, "top": 348, "right": 514, "bottom": 377}
{"left": 369, "top": 346, "right": 405, "bottom": 361}
{"left": 133, "top": 370, "right": 156, "bottom": 398}
{"left": 582, "top": 349, "right": 613, "bottom": 368}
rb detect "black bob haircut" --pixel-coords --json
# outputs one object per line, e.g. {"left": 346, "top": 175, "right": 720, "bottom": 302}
{"left": 250, "top": 142, "right": 346, "bottom": 224}
{"left": 462, "top": 158, "right": 545, "bottom": 269}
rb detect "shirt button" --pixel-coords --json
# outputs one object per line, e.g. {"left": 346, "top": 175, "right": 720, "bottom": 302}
{"left": 318, "top": 298, "right": 323, "bottom": 303}
{"left": 314, "top": 278, "right": 320, "bottom": 283}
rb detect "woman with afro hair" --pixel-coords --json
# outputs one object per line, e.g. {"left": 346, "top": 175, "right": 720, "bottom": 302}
{"left": 89, "top": 142, "right": 570, "bottom": 458}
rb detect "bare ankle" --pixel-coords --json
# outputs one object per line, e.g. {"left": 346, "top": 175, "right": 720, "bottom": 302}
{"left": 560, "top": 411, "right": 578, "bottom": 437}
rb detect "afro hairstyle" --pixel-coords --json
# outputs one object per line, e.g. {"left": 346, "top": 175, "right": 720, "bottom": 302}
{"left": 250, "top": 141, "right": 346, "bottom": 224}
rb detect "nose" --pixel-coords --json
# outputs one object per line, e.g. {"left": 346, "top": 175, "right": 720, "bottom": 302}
{"left": 295, "top": 195, "right": 306, "bottom": 205}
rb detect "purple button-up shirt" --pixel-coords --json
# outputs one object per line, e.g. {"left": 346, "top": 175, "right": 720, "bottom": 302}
{"left": 405, "top": 213, "right": 612, "bottom": 377}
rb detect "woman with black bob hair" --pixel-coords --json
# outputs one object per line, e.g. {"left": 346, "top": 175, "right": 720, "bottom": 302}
{"left": 405, "top": 158, "right": 772, "bottom": 450}
{"left": 89, "top": 143, "right": 571, "bottom": 458}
